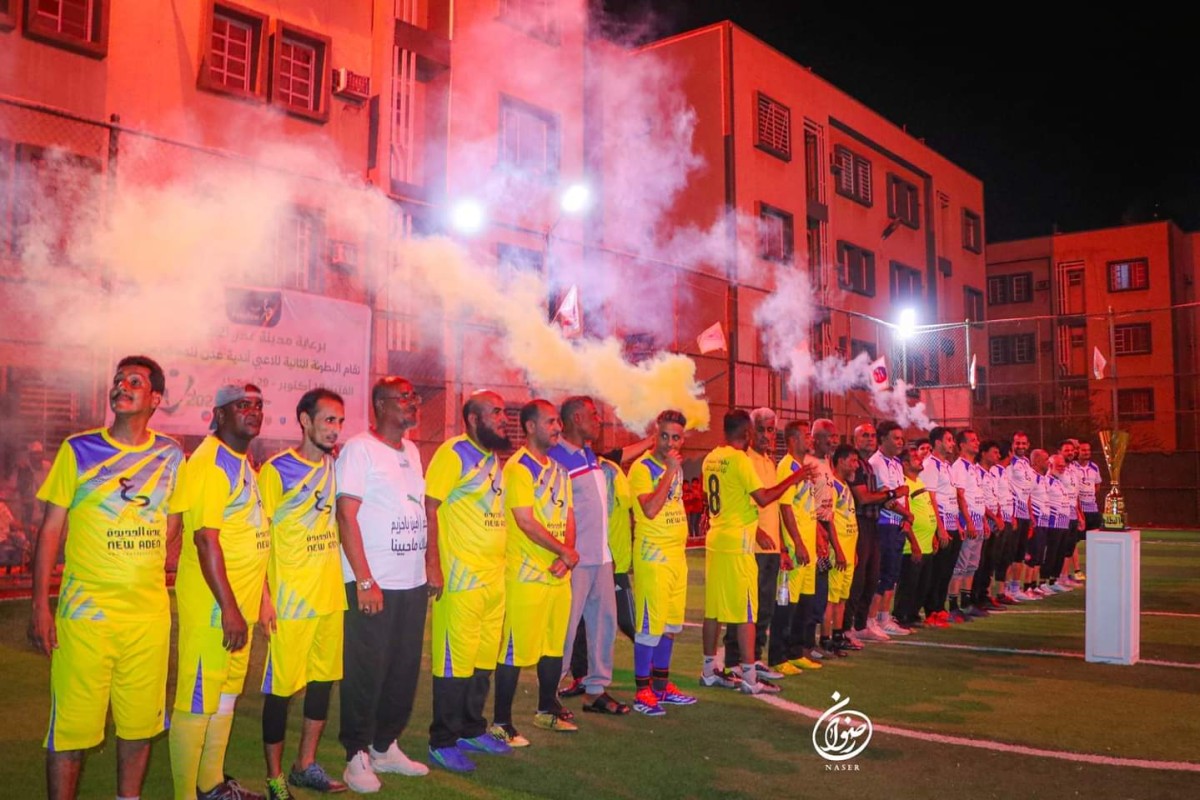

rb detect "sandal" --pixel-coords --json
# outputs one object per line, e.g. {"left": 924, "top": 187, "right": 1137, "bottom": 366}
{"left": 581, "top": 693, "right": 631, "bottom": 715}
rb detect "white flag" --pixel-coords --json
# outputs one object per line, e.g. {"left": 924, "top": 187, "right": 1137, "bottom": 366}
{"left": 1093, "top": 346, "right": 1108, "bottom": 380}
{"left": 870, "top": 357, "right": 889, "bottom": 388}
{"left": 696, "top": 321, "right": 726, "bottom": 354}
{"left": 552, "top": 285, "right": 582, "bottom": 339}
{"left": 969, "top": 353, "right": 978, "bottom": 390}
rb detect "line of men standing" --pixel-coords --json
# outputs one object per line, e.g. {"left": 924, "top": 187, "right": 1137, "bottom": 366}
{"left": 27, "top": 358, "right": 673, "bottom": 800}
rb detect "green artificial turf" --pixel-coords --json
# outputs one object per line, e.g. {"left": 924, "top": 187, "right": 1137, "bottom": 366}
{"left": 2, "top": 535, "right": 1198, "bottom": 799}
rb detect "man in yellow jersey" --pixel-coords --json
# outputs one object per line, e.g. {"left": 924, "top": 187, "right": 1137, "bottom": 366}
{"left": 493, "top": 400, "right": 579, "bottom": 737}
{"left": 699, "top": 409, "right": 806, "bottom": 694}
{"left": 171, "top": 384, "right": 270, "bottom": 800}
{"left": 894, "top": 444, "right": 938, "bottom": 627}
{"left": 336, "top": 377, "right": 429, "bottom": 790}
{"left": 424, "top": 390, "right": 513, "bottom": 772}
{"left": 723, "top": 408, "right": 785, "bottom": 679}
{"left": 627, "top": 409, "right": 697, "bottom": 717}
{"left": 768, "top": 420, "right": 823, "bottom": 674}
{"left": 824, "top": 444, "right": 862, "bottom": 652}
{"left": 29, "top": 356, "right": 186, "bottom": 800}
{"left": 258, "top": 388, "right": 347, "bottom": 799}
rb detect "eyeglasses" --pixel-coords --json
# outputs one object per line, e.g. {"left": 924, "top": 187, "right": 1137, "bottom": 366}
{"left": 380, "top": 392, "right": 421, "bottom": 404}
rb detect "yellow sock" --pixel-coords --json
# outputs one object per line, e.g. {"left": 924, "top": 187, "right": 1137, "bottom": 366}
{"left": 197, "top": 711, "right": 236, "bottom": 793}
{"left": 169, "top": 711, "right": 210, "bottom": 800}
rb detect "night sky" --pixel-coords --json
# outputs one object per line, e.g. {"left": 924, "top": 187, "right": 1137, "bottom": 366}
{"left": 601, "top": 2, "right": 1194, "bottom": 243}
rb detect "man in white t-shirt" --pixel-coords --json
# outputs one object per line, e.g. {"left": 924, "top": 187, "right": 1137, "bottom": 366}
{"left": 948, "top": 429, "right": 986, "bottom": 623}
{"left": 336, "top": 377, "right": 431, "bottom": 790}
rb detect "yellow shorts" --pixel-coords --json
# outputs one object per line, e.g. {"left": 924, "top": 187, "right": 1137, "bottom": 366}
{"left": 174, "top": 596, "right": 260, "bottom": 714}
{"left": 261, "top": 611, "right": 343, "bottom": 697}
{"left": 704, "top": 549, "right": 757, "bottom": 624}
{"left": 431, "top": 580, "right": 506, "bottom": 678}
{"left": 46, "top": 614, "right": 170, "bottom": 751}
{"left": 633, "top": 542, "right": 687, "bottom": 638}
{"left": 828, "top": 563, "right": 856, "bottom": 603}
{"left": 500, "top": 579, "right": 571, "bottom": 668}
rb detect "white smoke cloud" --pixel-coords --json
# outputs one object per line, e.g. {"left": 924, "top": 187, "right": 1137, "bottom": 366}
{"left": 755, "top": 269, "right": 935, "bottom": 430}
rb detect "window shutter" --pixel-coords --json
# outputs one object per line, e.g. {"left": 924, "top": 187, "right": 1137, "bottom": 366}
{"left": 856, "top": 157, "right": 872, "bottom": 205}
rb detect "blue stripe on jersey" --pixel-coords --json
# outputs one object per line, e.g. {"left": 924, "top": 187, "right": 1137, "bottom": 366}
{"left": 452, "top": 438, "right": 487, "bottom": 475}
{"left": 214, "top": 444, "right": 244, "bottom": 489}
{"left": 643, "top": 457, "right": 664, "bottom": 481}
{"left": 191, "top": 659, "right": 205, "bottom": 714}
{"left": 518, "top": 453, "right": 544, "bottom": 480}
{"left": 68, "top": 431, "right": 115, "bottom": 474}
{"left": 548, "top": 443, "right": 599, "bottom": 477}
{"left": 271, "top": 451, "right": 314, "bottom": 494}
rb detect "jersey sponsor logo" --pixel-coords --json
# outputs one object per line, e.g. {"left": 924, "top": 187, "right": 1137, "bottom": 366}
{"left": 118, "top": 476, "right": 151, "bottom": 507}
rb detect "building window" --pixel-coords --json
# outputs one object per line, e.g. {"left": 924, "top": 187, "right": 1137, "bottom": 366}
{"left": 23, "top": 0, "right": 109, "bottom": 57}
{"left": 886, "top": 174, "right": 919, "bottom": 229}
{"left": 275, "top": 207, "right": 325, "bottom": 292}
{"left": 964, "top": 287, "right": 984, "bottom": 322}
{"left": 755, "top": 93, "right": 791, "bottom": 161}
{"left": 497, "top": 243, "right": 544, "bottom": 276}
{"left": 1117, "top": 388, "right": 1155, "bottom": 420}
{"left": 987, "top": 272, "right": 1033, "bottom": 306}
{"left": 1114, "top": 323, "right": 1152, "bottom": 355}
{"left": 1108, "top": 258, "right": 1149, "bottom": 292}
{"left": 833, "top": 145, "right": 872, "bottom": 206}
{"left": 498, "top": 0, "right": 558, "bottom": 43}
{"left": 837, "top": 240, "right": 875, "bottom": 297}
{"left": 963, "top": 208, "right": 982, "bottom": 253}
{"left": 890, "top": 261, "right": 922, "bottom": 304}
{"left": 838, "top": 337, "right": 878, "bottom": 362}
{"left": 499, "top": 96, "right": 559, "bottom": 179}
{"left": 804, "top": 125, "right": 822, "bottom": 202}
{"left": 988, "top": 334, "right": 1035, "bottom": 366}
{"left": 272, "top": 22, "right": 330, "bottom": 122}
{"left": 758, "top": 204, "right": 794, "bottom": 263}
{"left": 199, "top": 3, "right": 267, "bottom": 99}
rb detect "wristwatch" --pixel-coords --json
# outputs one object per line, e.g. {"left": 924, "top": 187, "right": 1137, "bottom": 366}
{"left": 358, "top": 578, "right": 376, "bottom": 591}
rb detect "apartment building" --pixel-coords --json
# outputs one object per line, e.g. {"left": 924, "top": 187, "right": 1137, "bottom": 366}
{"left": 620, "top": 22, "right": 987, "bottom": 452}
{"left": 984, "top": 221, "right": 1200, "bottom": 453}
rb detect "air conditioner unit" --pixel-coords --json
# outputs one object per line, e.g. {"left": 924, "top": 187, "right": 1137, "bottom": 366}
{"left": 328, "top": 240, "right": 357, "bottom": 272}
{"left": 332, "top": 68, "right": 371, "bottom": 103}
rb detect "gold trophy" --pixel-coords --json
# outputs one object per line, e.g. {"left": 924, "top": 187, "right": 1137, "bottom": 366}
{"left": 1098, "top": 429, "right": 1130, "bottom": 530}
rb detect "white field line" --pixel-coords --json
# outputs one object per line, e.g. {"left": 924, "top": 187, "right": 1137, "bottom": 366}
{"left": 755, "top": 693, "right": 1200, "bottom": 772}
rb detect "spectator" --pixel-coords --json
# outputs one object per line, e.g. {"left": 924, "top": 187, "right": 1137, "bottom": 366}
{"left": 684, "top": 477, "right": 705, "bottom": 538}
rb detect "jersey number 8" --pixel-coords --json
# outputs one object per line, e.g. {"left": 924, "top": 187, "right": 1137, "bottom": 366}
{"left": 707, "top": 474, "right": 721, "bottom": 516}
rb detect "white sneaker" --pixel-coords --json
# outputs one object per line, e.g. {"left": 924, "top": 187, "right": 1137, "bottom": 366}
{"left": 881, "top": 619, "right": 910, "bottom": 636}
{"left": 369, "top": 742, "right": 429, "bottom": 777}
{"left": 1048, "top": 583, "right": 1069, "bottom": 593}
{"left": 344, "top": 751, "right": 382, "bottom": 793}
{"left": 754, "top": 661, "right": 784, "bottom": 680}
{"left": 1012, "top": 590, "right": 1032, "bottom": 601}
{"left": 855, "top": 624, "right": 883, "bottom": 642}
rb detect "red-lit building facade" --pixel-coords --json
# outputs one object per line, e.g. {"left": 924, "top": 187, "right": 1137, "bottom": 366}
{"left": 2, "top": 4, "right": 987, "bottom": 466}
{"left": 983, "top": 222, "right": 1200, "bottom": 453}
{"left": 621, "top": 23, "right": 988, "bottom": 451}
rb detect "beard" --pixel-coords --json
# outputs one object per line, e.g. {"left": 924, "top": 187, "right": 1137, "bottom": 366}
{"left": 476, "top": 424, "right": 512, "bottom": 452}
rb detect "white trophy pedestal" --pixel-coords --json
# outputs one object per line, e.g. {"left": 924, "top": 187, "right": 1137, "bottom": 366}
{"left": 1085, "top": 529, "right": 1141, "bottom": 665}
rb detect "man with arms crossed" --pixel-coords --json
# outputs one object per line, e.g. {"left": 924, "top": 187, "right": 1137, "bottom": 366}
{"left": 493, "top": 401, "right": 579, "bottom": 738}
{"left": 425, "top": 391, "right": 513, "bottom": 770}
{"left": 627, "top": 410, "right": 697, "bottom": 716}
{"left": 171, "top": 384, "right": 270, "bottom": 800}
{"left": 258, "top": 389, "right": 348, "bottom": 798}
{"left": 30, "top": 356, "right": 186, "bottom": 800}
{"left": 824, "top": 445, "right": 862, "bottom": 653}
{"left": 336, "top": 378, "right": 430, "bottom": 790}
{"left": 866, "top": 421, "right": 915, "bottom": 637}
{"left": 699, "top": 410, "right": 806, "bottom": 693}
{"left": 1006, "top": 432, "right": 1037, "bottom": 601}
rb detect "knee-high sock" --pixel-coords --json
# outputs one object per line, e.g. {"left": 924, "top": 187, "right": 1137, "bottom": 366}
{"left": 633, "top": 642, "right": 654, "bottom": 686}
{"left": 196, "top": 711, "right": 235, "bottom": 793}
{"left": 493, "top": 664, "right": 520, "bottom": 726}
{"left": 169, "top": 711, "right": 210, "bottom": 800}
{"left": 651, "top": 637, "right": 674, "bottom": 692}
{"left": 537, "top": 656, "right": 562, "bottom": 712}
